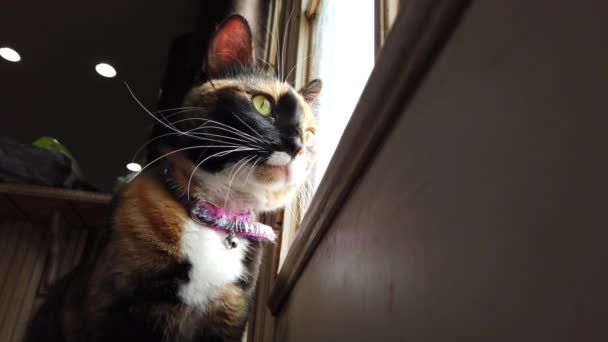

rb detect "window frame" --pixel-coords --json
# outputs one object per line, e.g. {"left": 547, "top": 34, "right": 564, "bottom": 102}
{"left": 247, "top": 1, "right": 401, "bottom": 340}
{"left": 267, "top": 0, "right": 467, "bottom": 314}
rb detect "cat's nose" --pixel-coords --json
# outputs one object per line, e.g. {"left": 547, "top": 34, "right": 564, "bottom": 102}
{"left": 288, "top": 139, "right": 303, "bottom": 158}
{"left": 283, "top": 137, "right": 303, "bottom": 157}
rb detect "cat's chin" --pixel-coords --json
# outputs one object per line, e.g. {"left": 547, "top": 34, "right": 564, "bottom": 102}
{"left": 187, "top": 167, "right": 302, "bottom": 213}
{"left": 166, "top": 151, "right": 306, "bottom": 212}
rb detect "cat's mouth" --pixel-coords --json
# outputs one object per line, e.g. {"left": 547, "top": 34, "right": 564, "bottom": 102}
{"left": 252, "top": 151, "right": 304, "bottom": 186}
{"left": 260, "top": 164, "right": 290, "bottom": 178}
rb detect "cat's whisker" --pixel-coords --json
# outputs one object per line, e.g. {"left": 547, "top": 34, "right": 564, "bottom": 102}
{"left": 124, "top": 84, "right": 259, "bottom": 150}
{"left": 138, "top": 100, "right": 265, "bottom": 147}
{"left": 231, "top": 112, "right": 268, "bottom": 142}
{"left": 223, "top": 155, "right": 258, "bottom": 207}
{"left": 160, "top": 108, "right": 204, "bottom": 129}
{"left": 159, "top": 116, "right": 212, "bottom": 134}
{"left": 154, "top": 121, "right": 254, "bottom": 148}
{"left": 156, "top": 106, "right": 200, "bottom": 114}
{"left": 189, "top": 131, "right": 262, "bottom": 147}
{"left": 203, "top": 119, "right": 265, "bottom": 144}
{"left": 130, "top": 121, "right": 258, "bottom": 163}
{"left": 188, "top": 123, "right": 264, "bottom": 146}
{"left": 156, "top": 107, "right": 202, "bottom": 127}
{"left": 186, "top": 118, "right": 265, "bottom": 144}
{"left": 187, "top": 136, "right": 253, "bottom": 148}
{"left": 187, "top": 147, "right": 256, "bottom": 199}
{"left": 223, "top": 156, "right": 249, "bottom": 204}
{"left": 242, "top": 156, "right": 262, "bottom": 187}
{"left": 189, "top": 125, "right": 263, "bottom": 146}
{"left": 226, "top": 156, "right": 250, "bottom": 185}
{"left": 263, "top": 20, "right": 280, "bottom": 77}
{"left": 124, "top": 83, "right": 211, "bottom": 142}
{"left": 256, "top": 57, "right": 276, "bottom": 77}
{"left": 280, "top": 5, "right": 297, "bottom": 82}
{"left": 130, "top": 145, "right": 258, "bottom": 182}
{"left": 130, "top": 132, "right": 181, "bottom": 163}
{"left": 185, "top": 123, "right": 261, "bottom": 146}
{"left": 142, "top": 108, "right": 203, "bottom": 130}
{"left": 152, "top": 114, "right": 266, "bottom": 149}
{"left": 284, "top": 54, "right": 314, "bottom": 86}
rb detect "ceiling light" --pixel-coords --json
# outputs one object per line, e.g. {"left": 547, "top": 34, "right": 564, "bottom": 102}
{"left": 0, "top": 47, "right": 21, "bottom": 62}
{"left": 126, "top": 162, "right": 142, "bottom": 172}
{"left": 95, "top": 63, "right": 117, "bottom": 78}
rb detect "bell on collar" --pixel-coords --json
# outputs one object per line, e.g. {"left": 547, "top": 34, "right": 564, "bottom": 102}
{"left": 224, "top": 231, "right": 238, "bottom": 249}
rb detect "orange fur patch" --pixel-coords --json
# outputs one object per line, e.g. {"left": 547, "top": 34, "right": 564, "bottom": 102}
{"left": 113, "top": 172, "right": 188, "bottom": 259}
{"left": 201, "top": 283, "right": 249, "bottom": 337}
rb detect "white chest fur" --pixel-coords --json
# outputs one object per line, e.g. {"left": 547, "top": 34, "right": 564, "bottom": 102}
{"left": 178, "top": 219, "right": 249, "bottom": 308}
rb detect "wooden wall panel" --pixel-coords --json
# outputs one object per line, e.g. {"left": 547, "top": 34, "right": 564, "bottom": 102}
{"left": 11, "top": 227, "right": 48, "bottom": 342}
{"left": 0, "top": 185, "right": 110, "bottom": 340}
{"left": 274, "top": 0, "right": 608, "bottom": 341}
{"left": 0, "top": 219, "right": 88, "bottom": 342}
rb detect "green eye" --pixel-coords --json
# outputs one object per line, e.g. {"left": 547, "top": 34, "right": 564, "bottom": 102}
{"left": 252, "top": 95, "right": 272, "bottom": 116}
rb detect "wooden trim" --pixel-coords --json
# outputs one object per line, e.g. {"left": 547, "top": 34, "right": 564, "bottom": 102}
{"left": 374, "top": 0, "right": 384, "bottom": 55}
{"left": 263, "top": 0, "right": 280, "bottom": 70}
{"left": 304, "top": 0, "right": 320, "bottom": 20}
{"left": 268, "top": 0, "right": 471, "bottom": 315}
{"left": 278, "top": 0, "right": 303, "bottom": 86}
{"left": 375, "top": 0, "right": 401, "bottom": 56}
{"left": 0, "top": 184, "right": 111, "bottom": 204}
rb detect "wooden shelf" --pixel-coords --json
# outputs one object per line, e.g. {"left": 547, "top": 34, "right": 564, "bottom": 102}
{"left": 0, "top": 183, "right": 112, "bottom": 227}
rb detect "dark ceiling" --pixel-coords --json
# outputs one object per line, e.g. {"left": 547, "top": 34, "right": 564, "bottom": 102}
{"left": 0, "top": 0, "right": 201, "bottom": 191}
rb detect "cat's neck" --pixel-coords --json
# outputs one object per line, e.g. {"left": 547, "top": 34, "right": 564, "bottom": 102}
{"left": 159, "top": 156, "right": 264, "bottom": 213}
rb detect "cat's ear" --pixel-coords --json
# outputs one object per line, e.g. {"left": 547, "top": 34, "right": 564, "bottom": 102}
{"left": 205, "top": 15, "right": 254, "bottom": 75}
{"left": 299, "top": 79, "right": 322, "bottom": 104}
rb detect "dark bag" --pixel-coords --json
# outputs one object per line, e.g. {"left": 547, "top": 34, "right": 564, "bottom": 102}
{"left": 0, "top": 137, "right": 95, "bottom": 190}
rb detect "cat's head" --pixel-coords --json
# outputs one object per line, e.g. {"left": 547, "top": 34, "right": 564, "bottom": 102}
{"left": 156, "top": 15, "right": 321, "bottom": 212}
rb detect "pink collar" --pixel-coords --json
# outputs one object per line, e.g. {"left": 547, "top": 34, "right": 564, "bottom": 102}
{"left": 191, "top": 202, "right": 276, "bottom": 249}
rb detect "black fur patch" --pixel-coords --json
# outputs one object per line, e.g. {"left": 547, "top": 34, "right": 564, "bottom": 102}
{"left": 237, "top": 239, "right": 263, "bottom": 290}
{"left": 101, "top": 261, "right": 191, "bottom": 340}
{"left": 149, "top": 65, "right": 307, "bottom": 173}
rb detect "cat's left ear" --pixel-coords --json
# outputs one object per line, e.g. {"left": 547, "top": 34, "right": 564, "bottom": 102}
{"left": 299, "top": 79, "right": 322, "bottom": 104}
{"left": 205, "top": 15, "right": 254, "bottom": 75}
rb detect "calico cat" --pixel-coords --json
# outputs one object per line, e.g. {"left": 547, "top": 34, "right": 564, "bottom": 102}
{"left": 26, "top": 15, "right": 321, "bottom": 342}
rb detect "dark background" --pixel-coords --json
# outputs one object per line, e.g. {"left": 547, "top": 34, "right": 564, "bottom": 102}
{"left": 0, "top": 0, "right": 268, "bottom": 191}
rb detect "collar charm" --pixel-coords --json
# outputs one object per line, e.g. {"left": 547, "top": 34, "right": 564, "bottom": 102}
{"left": 191, "top": 202, "right": 276, "bottom": 249}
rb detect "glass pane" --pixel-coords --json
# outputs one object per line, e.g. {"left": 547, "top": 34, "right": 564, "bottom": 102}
{"left": 311, "top": 0, "right": 375, "bottom": 187}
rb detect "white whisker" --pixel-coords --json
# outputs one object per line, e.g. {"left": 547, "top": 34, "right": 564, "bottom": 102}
{"left": 231, "top": 112, "right": 267, "bottom": 141}
{"left": 281, "top": 5, "right": 297, "bottom": 82}
{"left": 264, "top": 20, "right": 280, "bottom": 77}
{"left": 130, "top": 132, "right": 180, "bottom": 162}
{"left": 223, "top": 155, "right": 257, "bottom": 207}
{"left": 185, "top": 118, "right": 265, "bottom": 144}
{"left": 161, "top": 115, "right": 260, "bottom": 145}
{"left": 124, "top": 83, "right": 212, "bottom": 142}
{"left": 186, "top": 147, "right": 257, "bottom": 199}
{"left": 243, "top": 156, "right": 262, "bottom": 187}
{"left": 190, "top": 130, "right": 261, "bottom": 146}
{"left": 284, "top": 54, "right": 314, "bottom": 86}
{"left": 129, "top": 145, "right": 257, "bottom": 182}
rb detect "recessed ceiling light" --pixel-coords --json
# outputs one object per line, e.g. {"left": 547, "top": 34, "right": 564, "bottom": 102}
{"left": 95, "top": 63, "right": 117, "bottom": 78}
{"left": 126, "top": 162, "right": 142, "bottom": 172}
{"left": 0, "top": 47, "right": 21, "bottom": 62}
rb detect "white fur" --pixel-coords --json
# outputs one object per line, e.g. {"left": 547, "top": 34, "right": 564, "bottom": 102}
{"left": 178, "top": 219, "right": 249, "bottom": 308}
{"left": 192, "top": 169, "right": 268, "bottom": 210}
{"left": 287, "top": 154, "right": 307, "bottom": 186}
{"left": 266, "top": 151, "right": 291, "bottom": 166}
{"left": 187, "top": 151, "right": 309, "bottom": 212}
